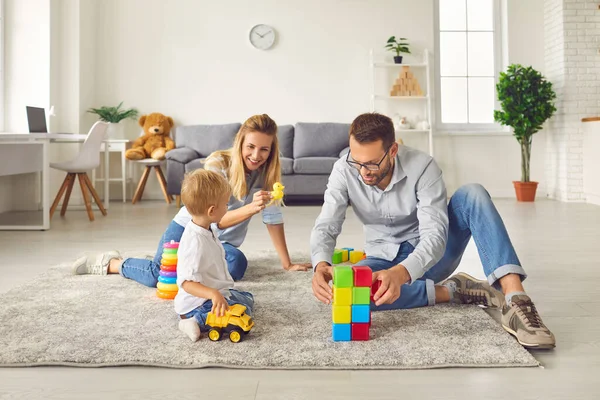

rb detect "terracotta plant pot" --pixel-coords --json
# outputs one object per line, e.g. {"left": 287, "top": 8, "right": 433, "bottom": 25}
{"left": 513, "top": 181, "right": 538, "bottom": 202}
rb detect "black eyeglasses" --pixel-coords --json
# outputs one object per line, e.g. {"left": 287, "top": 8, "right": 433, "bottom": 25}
{"left": 346, "top": 147, "right": 391, "bottom": 172}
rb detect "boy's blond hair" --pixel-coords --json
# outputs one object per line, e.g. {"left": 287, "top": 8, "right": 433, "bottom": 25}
{"left": 181, "top": 169, "right": 231, "bottom": 217}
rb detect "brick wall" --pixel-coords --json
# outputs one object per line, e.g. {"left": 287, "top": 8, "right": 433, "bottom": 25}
{"left": 544, "top": 0, "right": 600, "bottom": 201}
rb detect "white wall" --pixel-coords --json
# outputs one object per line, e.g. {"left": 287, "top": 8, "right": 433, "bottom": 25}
{"left": 90, "top": 0, "right": 547, "bottom": 199}
{"left": 93, "top": 0, "right": 433, "bottom": 125}
{"left": 0, "top": 0, "right": 51, "bottom": 213}
{"left": 4, "top": 0, "right": 50, "bottom": 131}
{"left": 544, "top": 0, "right": 599, "bottom": 203}
{"left": 0, "top": 0, "right": 550, "bottom": 208}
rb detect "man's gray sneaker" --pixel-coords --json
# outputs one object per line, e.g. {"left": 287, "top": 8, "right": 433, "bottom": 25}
{"left": 501, "top": 294, "right": 556, "bottom": 349}
{"left": 441, "top": 272, "right": 505, "bottom": 309}
{"left": 72, "top": 251, "right": 121, "bottom": 275}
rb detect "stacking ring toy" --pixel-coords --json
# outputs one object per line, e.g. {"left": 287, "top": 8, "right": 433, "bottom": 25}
{"left": 156, "top": 290, "right": 177, "bottom": 300}
{"left": 160, "top": 264, "right": 177, "bottom": 272}
{"left": 159, "top": 270, "right": 177, "bottom": 278}
{"left": 163, "top": 241, "right": 179, "bottom": 249}
{"left": 157, "top": 282, "right": 178, "bottom": 291}
{"left": 162, "top": 248, "right": 178, "bottom": 255}
{"left": 162, "top": 253, "right": 178, "bottom": 260}
{"left": 161, "top": 258, "right": 178, "bottom": 266}
{"left": 158, "top": 276, "right": 177, "bottom": 284}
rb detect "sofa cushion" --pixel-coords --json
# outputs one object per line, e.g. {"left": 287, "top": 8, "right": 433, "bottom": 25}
{"left": 278, "top": 125, "right": 294, "bottom": 159}
{"left": 185, "top": 158, "right": 206, "bottom": 172}
{"left": 293, "top": 157, "right": 338, "bottom": 175}
{"left": 175, "top": 123, "right": 241, "bottom": 157}
{"left": 281, "top": 157, "right": 294, "bottom": 175}
{"left": 293, "top": 122, "right": 350, "bottom": 159}
{"left": 166, "top": 147, "right": 200, "bottom": 164}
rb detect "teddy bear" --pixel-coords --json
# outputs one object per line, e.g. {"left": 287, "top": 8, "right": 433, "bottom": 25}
{"left": 125, "top": 112, "right": 175, "bottom": 160}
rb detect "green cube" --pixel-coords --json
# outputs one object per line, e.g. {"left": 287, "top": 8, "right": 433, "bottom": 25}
{"left": 333, "top": 266, "right": 353, "bottom": 288}
{"left": 352, "top": 287, "right": 371, "bottom": 304}
{"left": 332, "top": 249, "right": 343, "bottom": 264}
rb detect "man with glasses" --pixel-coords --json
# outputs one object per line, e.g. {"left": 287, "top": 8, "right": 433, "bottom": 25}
{"left": 310, "top": 112, "right": 555, "bottom": 349}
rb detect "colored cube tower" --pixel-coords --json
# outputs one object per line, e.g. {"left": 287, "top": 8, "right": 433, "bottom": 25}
{"left": 332, "top": 265, "right": 373, "bottom": 341}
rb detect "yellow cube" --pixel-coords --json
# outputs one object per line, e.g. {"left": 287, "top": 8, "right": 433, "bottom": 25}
{"left": 340, "top": 249, "right": 349, "bottom": 262}
{"left": 332, "top": 305, "right": 351, "bottom": 324}
{"left": 349, "top": 250, "right": 365, "bottom": 264}
{"left": 333, "top": 287, "right": 352, "bottom": 306}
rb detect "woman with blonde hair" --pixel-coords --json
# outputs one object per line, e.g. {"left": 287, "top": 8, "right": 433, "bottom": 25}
{"left": 73, "top": 114, "right": 311, "bottom": 285}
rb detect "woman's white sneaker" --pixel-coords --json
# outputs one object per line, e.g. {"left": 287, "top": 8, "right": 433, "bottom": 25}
{"left": 72, "top": 251, "right": 121, "bottom": 275}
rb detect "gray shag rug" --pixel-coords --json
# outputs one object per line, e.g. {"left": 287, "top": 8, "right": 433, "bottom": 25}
{"left": 0, "top": 251, "right": 538, "bottom": 369}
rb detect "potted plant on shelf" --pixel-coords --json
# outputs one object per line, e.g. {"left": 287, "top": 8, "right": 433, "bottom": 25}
{"left": 385, "top": 36, "right": 411, "bottom": 64}
{"left": 494, "top": 64, "right": 557, "bottom": 202}
{"left": 87, "top": 102, "right": 139, "bottom": 139}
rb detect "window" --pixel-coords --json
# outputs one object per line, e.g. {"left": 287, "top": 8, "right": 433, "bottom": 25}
{"left": 435, "top": 0, "right": 502, "bottom": 130}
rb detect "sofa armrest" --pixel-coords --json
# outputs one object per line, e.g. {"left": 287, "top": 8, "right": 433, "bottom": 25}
{"left": 166, "top": 147, "right": 201, "bottom": 164}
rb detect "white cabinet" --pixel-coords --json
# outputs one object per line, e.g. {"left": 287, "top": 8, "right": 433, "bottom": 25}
{"left": 583, "top": 118, "right": 600, "bottom": 206}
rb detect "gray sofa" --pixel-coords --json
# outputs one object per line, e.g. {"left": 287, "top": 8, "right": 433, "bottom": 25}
{"left": 166, "top": 122, "right": 351, "bottom": 200}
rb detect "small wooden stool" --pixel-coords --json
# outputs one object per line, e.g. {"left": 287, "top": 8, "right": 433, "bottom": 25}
{"left": 131, "top": 159, "right": 173, "bottom": 204}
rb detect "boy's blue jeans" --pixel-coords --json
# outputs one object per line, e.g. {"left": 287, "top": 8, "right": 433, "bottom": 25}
{"left": 179, "top": 289, "right": 254, "bottom": 332}
{"left": 119, "top": 221, "right": 248, "bottom": 287}
{"left": 354, "top": 184, "right": 527, "bottom": 310}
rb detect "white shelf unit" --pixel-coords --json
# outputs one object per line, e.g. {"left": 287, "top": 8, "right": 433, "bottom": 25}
{"left": 370, "top": 49, "right": 434, "bottom": 156}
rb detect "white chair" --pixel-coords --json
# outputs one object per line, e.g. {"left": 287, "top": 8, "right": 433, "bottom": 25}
{"left": 49, "top": 121, "right": 109, "bottom": 221}
{"left": 131, "top": 158, "right": 172, "bottom": 204}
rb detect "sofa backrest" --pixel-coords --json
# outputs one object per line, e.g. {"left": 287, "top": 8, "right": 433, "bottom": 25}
{"left": 278, "top": 125, "right": 294, "bottom": 159}
{"left": 174, "top": 123, "right": 241, "bottom": 157}
{"left": 293, "top": 122, "right": 350, "bottom": 159}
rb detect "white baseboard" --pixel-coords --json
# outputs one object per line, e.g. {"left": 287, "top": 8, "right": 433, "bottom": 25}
{"left": 585, "top": 193, "right": 600, "bottom": 206}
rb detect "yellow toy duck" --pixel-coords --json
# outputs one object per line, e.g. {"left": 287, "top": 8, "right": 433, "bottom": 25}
{"left": 268, "top": 182, "right": 285, "bottom": 206}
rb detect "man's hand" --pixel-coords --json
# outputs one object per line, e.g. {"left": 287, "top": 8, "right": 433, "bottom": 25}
{"left": 312, "top": 262, "right": 333, "bottom": 304}
{"left": 372, "top": 265, "right": 411, "bottom": 306}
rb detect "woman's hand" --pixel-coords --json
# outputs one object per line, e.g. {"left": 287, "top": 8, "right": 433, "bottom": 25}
{"left": 284, "top": 262, "right": 312, "bottom": 272}
{"left": 248, "top": 190, "right": 271, "bottom": 214}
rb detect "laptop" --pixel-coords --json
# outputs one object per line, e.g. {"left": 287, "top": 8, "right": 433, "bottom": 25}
{"left": 26, "top": 106, "right": 49, "bottom": 133}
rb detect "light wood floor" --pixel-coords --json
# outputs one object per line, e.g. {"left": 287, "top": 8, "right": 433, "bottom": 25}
{"left": 0, "top": 199, "right": 599, "bottom": 399}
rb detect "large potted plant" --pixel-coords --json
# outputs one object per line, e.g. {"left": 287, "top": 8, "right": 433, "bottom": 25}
{"left": 494, "top": 64, "right": 557, "bottom": 202}
{"left": 385, "top": 36, "right": 411, "bottom": 64}
{"left": 87, "top": 102, "right": 138, "bottom": 139}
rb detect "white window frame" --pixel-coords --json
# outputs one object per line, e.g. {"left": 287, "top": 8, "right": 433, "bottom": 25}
{"left": 434, "top": 0, "right": 505, "bottom": 133}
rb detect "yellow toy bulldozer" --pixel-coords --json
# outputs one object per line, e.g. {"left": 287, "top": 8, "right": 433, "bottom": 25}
{"left": 205, "top": 304, "right": 254, "bottom": 343}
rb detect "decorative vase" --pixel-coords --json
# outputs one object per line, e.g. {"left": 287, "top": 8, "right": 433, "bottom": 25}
{"left": 106, "top": 122, "right": 125, "bottom": 139}
{"left": 513, "top": 181, "right": 538, "bottom": 202}
{"left": 393, "top": 56, "right": 403, "bottom": 64}
{"left": 397, "top": 117, "right": 411, "bottom": 130}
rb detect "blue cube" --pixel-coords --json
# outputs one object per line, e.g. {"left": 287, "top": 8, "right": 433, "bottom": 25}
{"left": 332, "top": 323, "right": 351, "bottom": 341}
{"left": 351, "top": 305, "right": 370, "bottom": 323}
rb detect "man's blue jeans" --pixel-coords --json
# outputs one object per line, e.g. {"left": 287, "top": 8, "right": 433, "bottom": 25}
{"left": 354, "top": 184, "right": 527, "bottom": 310}
{"left": 119, "top": 221, "right": 249, "bottom": 287}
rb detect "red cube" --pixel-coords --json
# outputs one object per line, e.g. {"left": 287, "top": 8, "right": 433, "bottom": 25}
{"left": 353, "top": 265, "right": 372, "bottom": 287}
{"left": 351, "top": 323, "right": 370, "bottom": 341}
{"left": 371, "top": 280, "right": 382, "bottom": 302}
